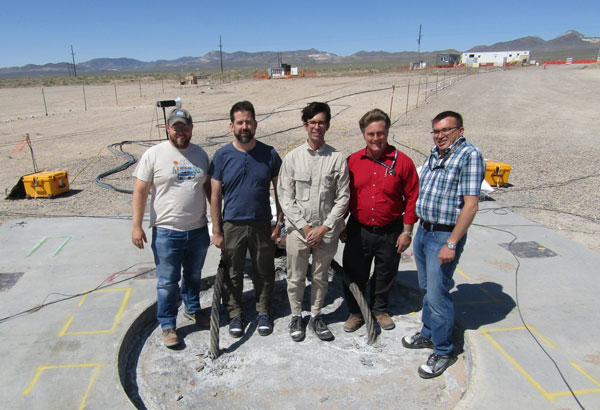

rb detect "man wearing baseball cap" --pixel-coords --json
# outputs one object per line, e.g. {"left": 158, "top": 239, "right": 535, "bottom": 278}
{"left": 132, "top": 108, "right": 212, "bottom": 348}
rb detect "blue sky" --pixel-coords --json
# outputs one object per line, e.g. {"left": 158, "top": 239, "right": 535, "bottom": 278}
{"left": 1, "top": 0, "right": 598, "bottom": 68}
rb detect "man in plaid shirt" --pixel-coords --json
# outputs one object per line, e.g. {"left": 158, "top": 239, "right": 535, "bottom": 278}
{"left": 402, "top": 111, "right": 485, "bottom": 379}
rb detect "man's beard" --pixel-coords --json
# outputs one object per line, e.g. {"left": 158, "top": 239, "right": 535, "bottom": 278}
{"left": 170, "top": 134, "right": 190, "bottom": 149}
{"left": 234, "top": 130, "right": 254, "bottom": 144}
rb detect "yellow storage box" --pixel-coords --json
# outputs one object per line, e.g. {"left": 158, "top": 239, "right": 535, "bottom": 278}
{"left": 485, "top": 161, "right": 511, "bottom": 187}
{"left": 22, "top": 171, "right": 70, "bottom": 199}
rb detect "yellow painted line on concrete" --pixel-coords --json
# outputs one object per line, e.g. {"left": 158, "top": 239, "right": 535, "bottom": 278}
{"left": 479, "top": 285, "right": 502, "bottom": 302}
{"left": 58, "top": 288, "right": 131, "bottom": 336}
{"left": 456, "top": 268, "right": 471, "bottom": 280}
{"left": 571, "top": 361, "right": 600, "bottom": 388}
{"left": 23, "top": 363, "right": 103, "bottom": 410}
{"left": 479, "top": 327, "right": 600, "bottom": 401}
{"left": 481, "top": 329, "right": 553, "bottom": 401}
{"left": 548, "top": 388, "right": 600, "bottom": 399}
{"left": 483, "top": 325, "right": 556, "bottom": 348}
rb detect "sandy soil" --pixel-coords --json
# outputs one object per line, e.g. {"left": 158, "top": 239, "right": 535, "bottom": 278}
{"left": 1, "top": 65, "right": 599, "bottom": 252}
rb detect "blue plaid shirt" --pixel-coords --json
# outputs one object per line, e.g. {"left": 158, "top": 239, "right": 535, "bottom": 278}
{"left": 416, "top": 136, "right": 485, "bottom": 225}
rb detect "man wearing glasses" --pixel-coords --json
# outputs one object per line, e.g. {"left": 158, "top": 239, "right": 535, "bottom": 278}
{"left": 340, "top": 109, "right": 419, "bottom": 333}
{"left": 132, "top": 108, "right": 212, "bottom": 348}
{"left": 402, "top": 111, "right": 484, "bottom": 378}
{"left": 278, "top": 102, "right": 350, "bottom": 342}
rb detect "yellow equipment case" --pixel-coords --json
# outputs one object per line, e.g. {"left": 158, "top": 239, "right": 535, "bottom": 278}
{"left": 485, "top": 161, "right": 511, "bottom": 187}
{"left": 22, "top": 171, "right": 70, "bottom": 199}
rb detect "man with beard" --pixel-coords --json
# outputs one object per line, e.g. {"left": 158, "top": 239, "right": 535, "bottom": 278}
{"left": 132, "top": 108, "right": 212, "bottom": 348}
{"left": 210, "top": 101, "right": 284, "bottom": 338}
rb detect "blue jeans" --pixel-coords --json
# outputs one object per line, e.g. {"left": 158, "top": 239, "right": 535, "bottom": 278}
{"left": 151, "top": 226, "right": 210, "bottom": 330}
{"left": 413, "top": 226, "right": 466, "bottom": 355}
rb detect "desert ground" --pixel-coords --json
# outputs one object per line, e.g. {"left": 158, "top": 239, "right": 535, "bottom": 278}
{"left": 0, "top": 65, "right": 599, "bottom": 252}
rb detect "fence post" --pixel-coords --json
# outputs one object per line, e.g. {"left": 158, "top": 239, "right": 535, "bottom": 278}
{"left": 82, "top": 84, "right": 87, "bottom": 111}
{"left": 41, "top": 87, "right": 48, "bottom": 116}
{"left": 416, "top": 76, "right": 421, "bottom": 108}
{"left": 405, "top": 80, "right": 411, "bottom": 114}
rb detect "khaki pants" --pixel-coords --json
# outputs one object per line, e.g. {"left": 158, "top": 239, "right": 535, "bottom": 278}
{"left": 286, "top": 230, "right": 338, "bottom": 316}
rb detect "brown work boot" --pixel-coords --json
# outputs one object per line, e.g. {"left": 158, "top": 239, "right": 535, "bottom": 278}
{"left": 375, "top": 313, "right": 395, "bottom": 330}
{"left": 161, "top": 328, "right": 180, "bottom": 348}
{"left": 343, "top": 315, "right": 365, "bottom": 332}
{"left": 183, "top": 309, "right": 210, "bottom": 327}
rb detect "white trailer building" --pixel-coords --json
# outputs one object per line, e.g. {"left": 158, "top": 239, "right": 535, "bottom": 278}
{"left": 461, "top": 51, "right": 530, "bottom": 67}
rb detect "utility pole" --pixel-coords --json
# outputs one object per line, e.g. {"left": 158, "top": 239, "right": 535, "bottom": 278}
{"left": 417, "top": 24, "right": 423, "bottom": 64}
{"left": 70, "top": 45, "right": 77, "bottom": 77}
{"left": 219, "top": 36, "right": 224, "bottom": 75}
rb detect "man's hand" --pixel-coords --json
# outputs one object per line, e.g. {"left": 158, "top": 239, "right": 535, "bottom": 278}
{"left": 132, "top": 226, "right": 147, "bottom": 249}
{"left": 212, "top": 232, "right": 225, "bottom": 250}
{"left": 339, "top": 228, "right": 347, "bottom": 243}
{"left": 438, "top": 245, "right": 456, "bottom": 264}
{"left": 270, "top": 224, "right": 282, "bottom": 242}
{"left": 395, "top": 233, "right": 411, "bottom": 254}
{"left": 306, "top": 225, "right": 329, "bottom": 247}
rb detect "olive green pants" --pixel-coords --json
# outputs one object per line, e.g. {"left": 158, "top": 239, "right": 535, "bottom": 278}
{"left": 221, "top": 221, "right": 276, "bottom": 318}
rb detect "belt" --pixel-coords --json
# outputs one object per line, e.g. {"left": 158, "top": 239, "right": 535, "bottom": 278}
{"left": 420, "top": 220, "right": 455, "bottom": 232}
{"left": 351, "top": 216, "right": 402, "bottom": 233}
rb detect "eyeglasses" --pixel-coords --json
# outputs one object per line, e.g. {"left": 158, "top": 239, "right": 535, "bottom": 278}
{"left": 430, "top": 127, "right": 459, "bottom": 136}
{"left": 306, "top": 120, "right": 327, "bottom": 128}
{"left": 171, "top": 125, "right": 191, "bottom": 132}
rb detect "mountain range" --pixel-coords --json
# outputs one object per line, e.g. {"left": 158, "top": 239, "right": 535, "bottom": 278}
{"left": 1, "top": 30, "right": 598, "bottom": 77}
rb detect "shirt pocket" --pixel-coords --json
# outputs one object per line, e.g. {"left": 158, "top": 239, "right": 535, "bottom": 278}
{"left": 293, "top": 172, "right": 311, "bottom": 201}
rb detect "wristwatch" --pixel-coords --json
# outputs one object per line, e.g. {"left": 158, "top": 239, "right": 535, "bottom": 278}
{"left": 402, "top": 231, "right": 412, "bottom": 238}
{"left": 446, "top": 242, "right": 456, "bottom": 250}
{"left": 276, "top": 221, "right": 284, "bottom": 227}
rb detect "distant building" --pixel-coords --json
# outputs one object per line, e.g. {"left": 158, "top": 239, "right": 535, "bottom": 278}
{"left": 461, "top": 51, "right": 530, "bottom": 67}
{"left": 268, "top": 63, "right": 299, "bottom": 79}
{"left": 436, "top": 53, "right": 461, "bottom": 67}
{"left": 410, "top": 61, "right": 427, "bottom": 70}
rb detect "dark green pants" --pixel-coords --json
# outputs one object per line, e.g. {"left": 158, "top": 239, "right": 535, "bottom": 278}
{"left": 222, "top": 221, "right": 276, "bottom": 318}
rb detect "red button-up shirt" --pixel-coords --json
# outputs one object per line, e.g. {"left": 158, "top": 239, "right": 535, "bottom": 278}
{"left": 347, "top": 145, "right": 419, "bottom": 227}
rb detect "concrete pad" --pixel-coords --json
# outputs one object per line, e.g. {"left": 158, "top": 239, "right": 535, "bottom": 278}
{"left": 1, "top": 202, "right": 599, "bottom": 409}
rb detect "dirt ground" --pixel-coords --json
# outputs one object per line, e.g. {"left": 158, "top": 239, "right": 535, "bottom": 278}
{"left": 1, "top": 65, "right": 599, "bottom": 252}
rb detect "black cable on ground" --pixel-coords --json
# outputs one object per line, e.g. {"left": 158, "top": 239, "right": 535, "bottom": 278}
{"left": 474, "top": 221, "right": 586, "bottom": 409}
{"left": 95, "top": 140, "right": 158, "bottom": 194}
{"left": 0, "top": 263, "right": 154, "bottom": 325}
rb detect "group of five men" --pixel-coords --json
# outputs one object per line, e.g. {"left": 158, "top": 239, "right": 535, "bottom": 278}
{"left": 131, "top": 101, "right": 484, "bottom": 379}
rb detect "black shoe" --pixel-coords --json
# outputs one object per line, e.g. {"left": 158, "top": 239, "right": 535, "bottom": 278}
{"left": 309, "top": 315, "right": 334, "bottom": 341}
{"left": 229, "top": 316, "right": 244, "bottom": 338}
{"left": 289, "top": 315, "right": 305, "bottom": 342}
{"left": 418, "top": 353, "right": 457, "bottom": 379}
{"left": 402, "top": 332, "right": 433, "bottom": 349}
{"left": 257, "top": 314, "right": 273, "bottom": 336}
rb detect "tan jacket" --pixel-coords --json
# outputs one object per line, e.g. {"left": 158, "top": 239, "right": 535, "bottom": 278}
{"left": 277, "top": 142, "right": 350, "bottom": 242}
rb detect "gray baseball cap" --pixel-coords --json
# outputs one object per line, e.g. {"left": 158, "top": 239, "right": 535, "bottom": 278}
{"left": 167, "top": 108, "right": 192, "bottom": 126}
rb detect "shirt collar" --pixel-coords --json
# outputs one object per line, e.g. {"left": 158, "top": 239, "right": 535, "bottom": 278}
{"left": 304, "top": 141, "right": 327, "bottom": 153}
{"left": 432, "top": 136, "right": 466, "bottom": 156}
{"left": 362, "top": 144, "right": 396, "bottom": 159}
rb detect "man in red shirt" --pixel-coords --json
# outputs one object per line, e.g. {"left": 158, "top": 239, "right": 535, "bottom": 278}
{"left": 341, "top": 109, "right": 419, "bottom": 332}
